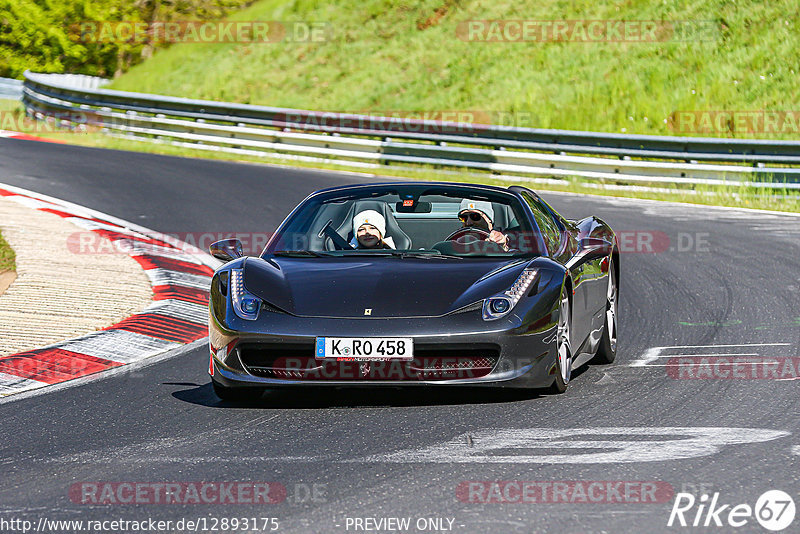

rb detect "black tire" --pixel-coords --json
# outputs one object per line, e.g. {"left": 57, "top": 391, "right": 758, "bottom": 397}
{"left": 592, "top": 257, "right": 618, "bottom": 364}
{"left": 549, "top": 286, "right": 572, "bottom": 394}
{"left": 212, "top": 380, "right": 263, "bottom": 402}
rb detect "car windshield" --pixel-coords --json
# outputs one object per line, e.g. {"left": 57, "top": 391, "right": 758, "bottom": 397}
{"left": 264, "top": 185, "right": 545, "bottom": 258}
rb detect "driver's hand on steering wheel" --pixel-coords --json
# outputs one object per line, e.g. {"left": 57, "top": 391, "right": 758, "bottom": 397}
{"left": 487, "top": 229, "right": 509, "bottom": 250}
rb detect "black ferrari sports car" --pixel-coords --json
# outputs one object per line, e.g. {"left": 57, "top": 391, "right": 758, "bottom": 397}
{"left": 207, "top": 182, "right": 618, "bottom": 400}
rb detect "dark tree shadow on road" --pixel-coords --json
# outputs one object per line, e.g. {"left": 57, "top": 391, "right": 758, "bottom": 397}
{"left": 170, "top": 382, "right": 546, "bottom": 409}
{"left": 168, "top": 361, "right": 600, "bottom": 409}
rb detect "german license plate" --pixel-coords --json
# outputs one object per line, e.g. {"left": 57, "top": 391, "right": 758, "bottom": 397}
{"left": 315, "top": 337, "right": 413, "bottom": 360}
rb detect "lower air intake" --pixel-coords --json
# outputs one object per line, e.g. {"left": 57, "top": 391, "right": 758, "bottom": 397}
{"left": 238, "top": 343, "right": 499, "bottom": 381}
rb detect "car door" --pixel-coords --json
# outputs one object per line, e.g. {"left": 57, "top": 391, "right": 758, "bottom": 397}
{"left": 520, "top": 192, "right": 593, "bottom": 350}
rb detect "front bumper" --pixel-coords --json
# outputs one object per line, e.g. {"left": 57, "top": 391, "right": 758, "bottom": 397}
{"left": 209, "top": 304, "right": 559, "bottom": 389}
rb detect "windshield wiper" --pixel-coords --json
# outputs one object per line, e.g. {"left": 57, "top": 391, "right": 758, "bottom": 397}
{"left": 274, "top": 250, "right": 462, "bottom": 259}
{"left": 272, "top": 250, "right": 331, "bottom": 257}
{"left": 392, "top": 251, "right": 463, "bottom": 260}
{"left": 337, "top": 250, "right": 461, "bottom": 259}
{"left": 323, "top": 250, "right": 462, "bottom": 259}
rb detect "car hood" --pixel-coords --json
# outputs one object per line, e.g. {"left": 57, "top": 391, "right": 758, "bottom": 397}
{"left": 242, "top": 256, "right": 530, "bottom": 318}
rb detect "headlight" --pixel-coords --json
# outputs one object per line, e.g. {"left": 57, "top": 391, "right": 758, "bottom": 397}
{"left": 230, "top": 268, "right": 261, "bottom": 320}
{"left": 483, "top": 268, "right": 538, "bottom": 320}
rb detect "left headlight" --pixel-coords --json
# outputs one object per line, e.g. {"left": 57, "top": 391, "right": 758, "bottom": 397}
{"left": 230, "top": 268, "right": 262, "bottom": 320}
{"left": 482, "top": 268, "right": 538, "bottom": 321}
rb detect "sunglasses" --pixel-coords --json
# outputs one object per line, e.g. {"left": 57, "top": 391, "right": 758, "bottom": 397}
{"left": 459, "top": 212, "right": 484, "bottom": 222}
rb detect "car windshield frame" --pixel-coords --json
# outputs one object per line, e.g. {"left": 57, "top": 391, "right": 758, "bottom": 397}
{"left": 262, "top": 184, "right": 546, "bottom": 259}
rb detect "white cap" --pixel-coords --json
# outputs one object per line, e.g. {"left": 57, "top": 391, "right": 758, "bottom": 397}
{"left": 353, "top": 209, "right": 386, "bottom": 239}
{"left": 458, "top": 199, "right": 494, "bottom": 222}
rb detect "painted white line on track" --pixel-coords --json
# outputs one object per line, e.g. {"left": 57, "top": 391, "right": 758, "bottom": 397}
{"left": 645, "top": 353, "right": 760, "bottom": 358}
{"left": 629, "top": 347, "right": 663, "bottom": 367}
{"left": 543, "top": 189, "right": 800, "bottom": 219}
{"left": 353, "top": 427, "right": 790, "bottom": 464}
{"left": 43, "top": 427, "right": 796, "bottom": 465}
{"left": 53, "top": 456, "right": 324, "bottom": 464}
{"left": 629, "top": 343, "right": 792, "bottom": 367}
{"left": 653, "top": 343, "right": 791, "bottom": 349}
{"left": 643, "top": 362, "right": 784, "bottom": 367}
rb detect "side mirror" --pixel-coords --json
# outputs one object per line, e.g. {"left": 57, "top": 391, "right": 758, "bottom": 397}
{"left": 209, "top": 238, "right": 244, "bottom": 262}
{"left": 579, "top": 237, "right": 613, "bottom": 259}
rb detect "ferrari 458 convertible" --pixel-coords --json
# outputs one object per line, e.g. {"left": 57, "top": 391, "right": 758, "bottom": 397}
{"left": 207, "top": 182, "right": 618, "bottom": 400}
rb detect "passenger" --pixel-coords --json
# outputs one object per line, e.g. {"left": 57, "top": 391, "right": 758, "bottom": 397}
{"left": 351, "top": 210, "right": 395, "bottom": 249}
{"left": 457, "top": 199, "right": 509, "bottom": 250}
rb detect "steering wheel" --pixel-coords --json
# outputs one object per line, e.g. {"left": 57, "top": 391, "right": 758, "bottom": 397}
{"left": 445, "top": 227, "right": 490, "bottom": 243}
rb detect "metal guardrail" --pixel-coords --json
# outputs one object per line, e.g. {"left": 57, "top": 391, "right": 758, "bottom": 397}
{"left": 0, "top": 77, "right": 22, "bottom": 100}
{"left": 3, "top": 74, "right": 107, "bottom": 100}
{"left": 34, "top": 73, "right": 110, "bottom": 91}
{"left": 20, "top": 70, "right": 800, "bottom": 189}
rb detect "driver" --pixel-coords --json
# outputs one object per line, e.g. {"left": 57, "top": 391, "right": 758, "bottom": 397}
{"left": 350, "top": 210, "right": 395, "bottom": 249}
{"left": 457, "top": 200, "right": 509, "bottom": 250}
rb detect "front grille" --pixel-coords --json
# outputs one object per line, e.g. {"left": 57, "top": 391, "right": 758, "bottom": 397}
{"left": 238, "top": 343, "right": 313, "bottom": 368}
{"left": 237, "top": 343, "right": 499, "bottom": 381}
{"left": 253, "top": 368, "right": 305, "bottom": 379}
{"left": 414, "top": 357, "right": 496, "bottom": 371}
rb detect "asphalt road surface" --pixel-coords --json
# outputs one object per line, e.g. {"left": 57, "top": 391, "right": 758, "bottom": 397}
{"left": 1, "top": 138, "right": 799, "bottom": 534}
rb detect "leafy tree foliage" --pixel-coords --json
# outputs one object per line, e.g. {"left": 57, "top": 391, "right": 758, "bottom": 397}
{"left": 0, "top": 0, "right": 253, "bottom": 78}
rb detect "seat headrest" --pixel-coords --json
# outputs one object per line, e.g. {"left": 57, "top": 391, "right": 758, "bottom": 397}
{"left": 329, "top": 200, "right": 412, "bottom": 250}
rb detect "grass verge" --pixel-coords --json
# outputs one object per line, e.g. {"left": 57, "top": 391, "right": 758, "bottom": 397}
{"left": 0, "top": 229, "right": 15, "bottom": 273}
{"left": 106, "top": 0, "right": 800, "bottom": 139}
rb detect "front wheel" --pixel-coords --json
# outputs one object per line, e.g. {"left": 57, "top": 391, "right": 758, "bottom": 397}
{"left": 549, "top": 287, "right": 572, "bottom": 394}
{"left": 592, "top": 259, "right": 618, "bottom": 364}
{"left": 212, "top": 380, "right": 263, "bottom": 402}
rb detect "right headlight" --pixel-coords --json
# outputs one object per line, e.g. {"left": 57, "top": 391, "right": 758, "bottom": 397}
{"left": 482, "top": 268, "right": 538, "bottom": 321}
{"left": 230, "top": 268, "right": 262, "bottom": 321}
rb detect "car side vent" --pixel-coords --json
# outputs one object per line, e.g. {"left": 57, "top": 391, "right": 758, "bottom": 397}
{"left": 445, "top": 301, "right": 483, "bottom": 315}
{"left": 261, "top": 301, "right": 288, "bottom": 314}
